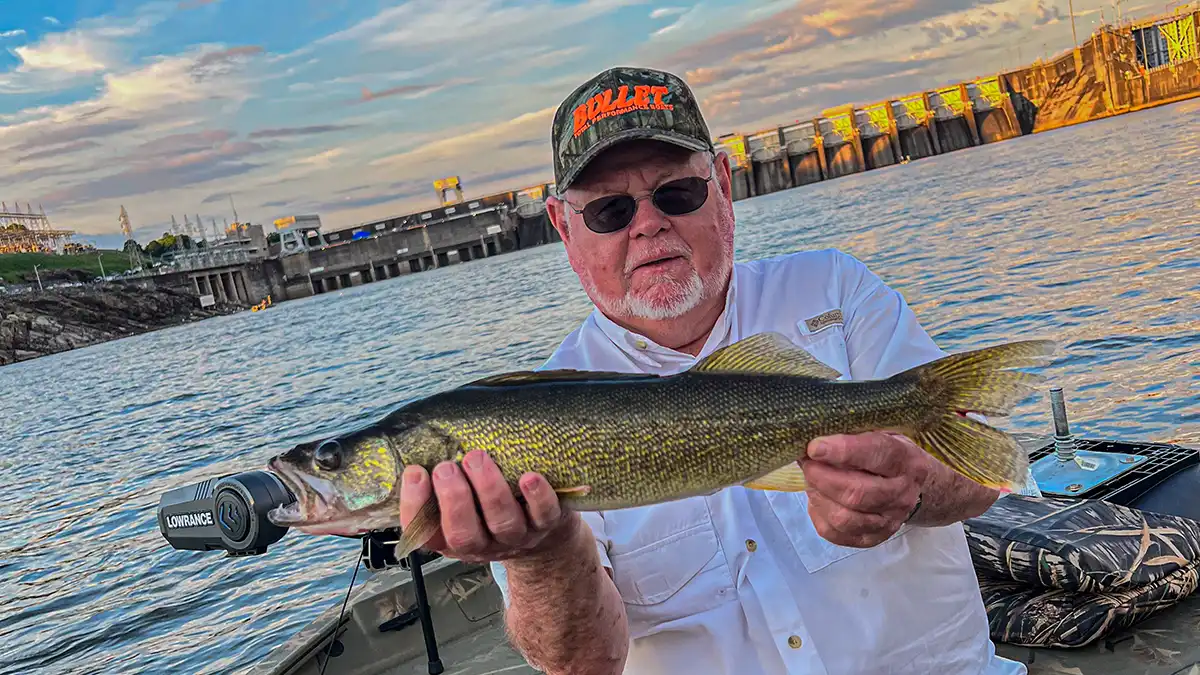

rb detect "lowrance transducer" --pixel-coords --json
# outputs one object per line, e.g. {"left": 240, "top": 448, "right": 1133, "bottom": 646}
{"left": 157, "top": 470, "right": 294, "bottom": 556}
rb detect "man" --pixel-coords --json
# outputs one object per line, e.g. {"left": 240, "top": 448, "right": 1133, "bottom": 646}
{"left": 399, "top": 67, "right": 1036, "bottom": 674}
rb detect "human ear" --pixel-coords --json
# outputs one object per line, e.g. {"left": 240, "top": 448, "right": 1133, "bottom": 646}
{"left": 546, "top": 195, "right": 571, "bottom": 243}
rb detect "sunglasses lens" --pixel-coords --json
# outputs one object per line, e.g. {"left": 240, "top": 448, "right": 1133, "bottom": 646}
{"left": 582, "top": 195, "right": 637, "bottom": 233}
{"left": 580, "top": 175, "right": 711, "bottom": 234}
{"left": 652, "top": 176, "right": 710, "bottom": 215}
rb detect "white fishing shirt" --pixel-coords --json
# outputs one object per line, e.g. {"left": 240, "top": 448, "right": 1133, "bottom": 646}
{"left": 491, "top": 248, "right": 1037, "bottom": 675}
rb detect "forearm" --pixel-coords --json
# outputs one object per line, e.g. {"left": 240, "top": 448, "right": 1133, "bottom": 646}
{"left": 502, "top": 516, "right": 629, "bottom": 675}
{"left": 908, "top": 460, "right": 1000, "bottom": 527}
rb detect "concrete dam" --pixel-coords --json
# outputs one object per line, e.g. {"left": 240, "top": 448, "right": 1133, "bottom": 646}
{"left": 715, "top": 9, "right": 1200, "bottom": 200}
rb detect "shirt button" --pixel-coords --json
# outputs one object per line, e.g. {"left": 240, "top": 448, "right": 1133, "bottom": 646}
{"left": 745, "top": 539, "right": 757, "bottom": 552}
{"left": 788, "top": 635, "right": 803, "bottom": 649}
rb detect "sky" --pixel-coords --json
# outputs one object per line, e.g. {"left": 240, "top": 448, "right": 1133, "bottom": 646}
{"left": 0, "top": 0, "right": 1159, "bottom": 249}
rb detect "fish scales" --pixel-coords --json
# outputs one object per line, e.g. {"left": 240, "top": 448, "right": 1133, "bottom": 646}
{"left": 391, "top": 370, "right": 931, "bottom": 510}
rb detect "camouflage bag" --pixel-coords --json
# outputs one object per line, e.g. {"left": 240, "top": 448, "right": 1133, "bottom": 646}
{"left": 964, "top": 495, "right": 1200, "bottom": 648}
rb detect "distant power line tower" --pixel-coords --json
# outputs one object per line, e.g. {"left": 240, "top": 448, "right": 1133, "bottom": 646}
{"left": 0, "top": 202, "right": 76, "bottom": 254}
{"left": 119, "top": 205, "right": 143, "bottom": 269}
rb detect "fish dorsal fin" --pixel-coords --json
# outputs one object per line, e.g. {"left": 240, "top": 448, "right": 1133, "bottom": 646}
{"left": 692, "top": 332, "right": 842, "bottom": 379}
{"left": 465, "top": 369, "right": 653, "bottom": 387}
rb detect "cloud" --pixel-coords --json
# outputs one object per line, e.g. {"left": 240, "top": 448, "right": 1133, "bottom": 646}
{"left": 190, "top": 45, "right": 264, "bottom": 81}
{"left": 39, "top": 137, "right": 266, "bottom": 208}
{"left": 247, "top": 124, "right": 360, "bottom": 139}
{"left": 370, "top": 105, "right": 555, "bottom": 170}
{"left": 657, "top": 0, "right": 1005, "bottom": 80}
{"left": 0, "top": 29, "right": 26, "bottom": 38}
{"left": 6, "top": 119, "right": 142, "bottom": 152}
{"left": 920, "top": 8, "right": 1021, "bottom": 47}
{"left": 16, "top": 140, "right": 102, "bottom": 163}
{"left": 1032, "top": 0, "right": 1064, "bottom": 26}
{"left": 358, "top": 79, "right": 474, "bottom": 103}
{"left": 1, "top": 26, "right": 268, "bottom": 231}
{"left": 11, "top": 32, "right": 109, "bottom": 74}
{"left": 323, "top": 0, "right": 643, "bottom": 59}
{"left": 0, "top": 6, "right": 172, "bottom": 94}
{"left": 44, "top": 17, "right": 61, "bottom": 26}
{"left": 258, "top": 180, "right": 434, "bottom": 220}
{"left": 467, "top": 164, "right": 549, "bottom": 188}
{"left": 650, "top": 7, "right": 687, "bottom": 19}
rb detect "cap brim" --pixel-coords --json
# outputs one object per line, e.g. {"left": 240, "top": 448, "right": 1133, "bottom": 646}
{"left": 557, "top": 129, "right": 712, "bottom": 191}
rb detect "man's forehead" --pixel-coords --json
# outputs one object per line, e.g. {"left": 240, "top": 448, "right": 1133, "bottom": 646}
{"left": 570, "top": 142, "right": 702, "bottom": 192}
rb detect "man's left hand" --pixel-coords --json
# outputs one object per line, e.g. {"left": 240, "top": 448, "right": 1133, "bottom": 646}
{"left": 800, "top": 432, "right": 932, "bottom": 548}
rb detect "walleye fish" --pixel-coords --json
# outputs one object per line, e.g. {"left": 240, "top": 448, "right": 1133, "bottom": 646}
{"left": 266, "top": 332, "right": 1054, "bottom": 558}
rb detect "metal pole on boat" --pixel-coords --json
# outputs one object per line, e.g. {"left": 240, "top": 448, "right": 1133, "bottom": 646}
{"left": 408, "top": 550, "right": 445, "bottom": 675}
{"left": 1049, "top": 387, "right": 1077, "bottom": 461}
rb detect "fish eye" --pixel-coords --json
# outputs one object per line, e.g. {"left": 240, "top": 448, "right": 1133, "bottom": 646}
{"left": 314, "top": 440, "right": 342, "bottom": 472}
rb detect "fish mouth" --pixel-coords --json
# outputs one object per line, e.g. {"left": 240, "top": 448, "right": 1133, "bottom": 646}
{"left": 266, "top": 457, "right": 398, "bottom": 537}
{"left": 267, "top": 457, "right": 352, "bottom": 533}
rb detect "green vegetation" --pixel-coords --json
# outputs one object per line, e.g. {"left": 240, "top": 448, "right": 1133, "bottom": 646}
{"left": 142, "top": 232, "right": 194, "bottom": 259}
{"left": 0, "top": 250, "right": 137, "bottom": 284}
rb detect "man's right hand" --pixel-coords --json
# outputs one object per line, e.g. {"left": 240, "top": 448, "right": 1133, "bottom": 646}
{"left": 398, "top": 449, "right": 579, "bottom": 563}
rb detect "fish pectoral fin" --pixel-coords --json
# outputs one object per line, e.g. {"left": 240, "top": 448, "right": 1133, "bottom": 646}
{"left": 692, "top": 332, "right": 842, "bottom": 379}
{"left": 394, "top": 498, "right": 441, "bottom": 559}
{"left": 465, "top": 369, "right": 653, "bottom": 387}
{"left": 744, "top": 464, "right": 809, "bottom": 492}
{"left": 553, "top": 485, "right": 592, "bottom": 498}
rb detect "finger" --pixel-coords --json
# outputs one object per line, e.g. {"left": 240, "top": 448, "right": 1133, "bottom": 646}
{"left": 399, "top": 465, "right": 447, "bottom": 552}
{"left": 461, "top": 450, "right": 530, "bottom": 547}
{"left": 806, "top": 432, "right": 917, "bottom": 478}
{"left": 518, "top": 472, "right": 563, "bottom": 531}
{"left": 800, "top": 458, "right": 914, "bottom": 516}
{"left": 431, "top": 460, "right": 489, "bottom": 554}
{"left": 808, "top": 491, "right": 898, "bottom": 547}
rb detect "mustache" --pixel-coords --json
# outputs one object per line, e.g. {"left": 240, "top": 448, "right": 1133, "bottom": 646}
{"left": 625, "top": 244, "right": 692, "bottom": 274}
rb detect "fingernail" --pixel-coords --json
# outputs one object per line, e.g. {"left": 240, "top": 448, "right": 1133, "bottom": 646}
{"left": 463, "top": 450, "right": 485, "bottom": 470}
{"left": 404, "top": 466, "right": 425, "bottom": 485}
{"left": 434, "top": 462, "right": 456, "bottom": 480}
{"left": 519, "top": 473, "right": 542, "bottom": 493}
{"left": 808, "top": 439, "right": 828, "bottom": 458}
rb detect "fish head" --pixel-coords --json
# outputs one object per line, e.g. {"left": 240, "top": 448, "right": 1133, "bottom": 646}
{"left": 266, "top": 424, "right": 405, "bottom": 536}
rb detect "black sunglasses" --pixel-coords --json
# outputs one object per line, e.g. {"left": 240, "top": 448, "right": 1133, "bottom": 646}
{"left": 566, "top": 172, "right": 715, "bottom": 234}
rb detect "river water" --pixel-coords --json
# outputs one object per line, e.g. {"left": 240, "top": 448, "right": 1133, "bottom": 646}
{"left": 1, "top": 101, "right": 1197, "bottom": 674}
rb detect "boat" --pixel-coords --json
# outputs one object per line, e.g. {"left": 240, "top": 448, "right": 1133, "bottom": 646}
{"left": 245, "top": 389, "right": 1200, "bottom": 675}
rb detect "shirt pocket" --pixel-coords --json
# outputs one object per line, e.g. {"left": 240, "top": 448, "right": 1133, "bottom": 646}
{"left": 605, "top": 500, "right": 735, "bottom": 637}
{"left": 792, "top": 310, "right": 851, "bottom": 379}
{"left": 767, "top": 491, "right": 912, "bottom": 573}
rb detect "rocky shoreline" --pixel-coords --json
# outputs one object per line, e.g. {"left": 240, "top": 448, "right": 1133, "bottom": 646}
{"left": 0, "top": 285, "right": 240, "bottom": 366}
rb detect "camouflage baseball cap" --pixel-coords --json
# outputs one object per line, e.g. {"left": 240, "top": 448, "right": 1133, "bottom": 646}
{"left": 551, "top": 66, "right": 714, "bottom": 191}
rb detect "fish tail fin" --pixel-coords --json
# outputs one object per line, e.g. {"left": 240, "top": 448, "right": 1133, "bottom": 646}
{"left": 905, "top": 339, "right": 1056, "bottom": 490}
{"left": 395, "top": 498, "right": 440, "bottom": 559}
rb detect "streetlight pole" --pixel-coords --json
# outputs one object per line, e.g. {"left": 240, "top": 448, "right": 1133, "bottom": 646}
{"left": 1068, "top": 0, "right": 1079, "bottom": 45}
{"left": 33, "top": 264, "right": 43, "bottom": 292}
{"left": 97, "top": 253, "right": 106, "bottom": 280}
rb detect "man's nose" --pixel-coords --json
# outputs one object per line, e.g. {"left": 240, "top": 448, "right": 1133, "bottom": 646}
{"left": 626, "top": 196, "right": 670, "bottom": 238}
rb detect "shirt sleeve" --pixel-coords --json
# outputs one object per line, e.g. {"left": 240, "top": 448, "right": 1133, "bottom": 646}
{"left": 835, "top": 251, "right": 946, "bottom": 380}
{"left": 490, "top": 510, "right": 611, "bottom": 608}
{"left": 834, "top": 251, "right": 1043, "bottom": 495}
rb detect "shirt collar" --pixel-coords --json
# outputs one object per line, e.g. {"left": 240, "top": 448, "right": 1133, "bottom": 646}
{"left": 589, "top": 265, "right": 740, "bottom": 371}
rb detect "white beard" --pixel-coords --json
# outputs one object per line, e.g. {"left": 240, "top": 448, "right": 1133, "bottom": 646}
{"left": 590, "top": 252, "right": 731, "bottom": 321}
